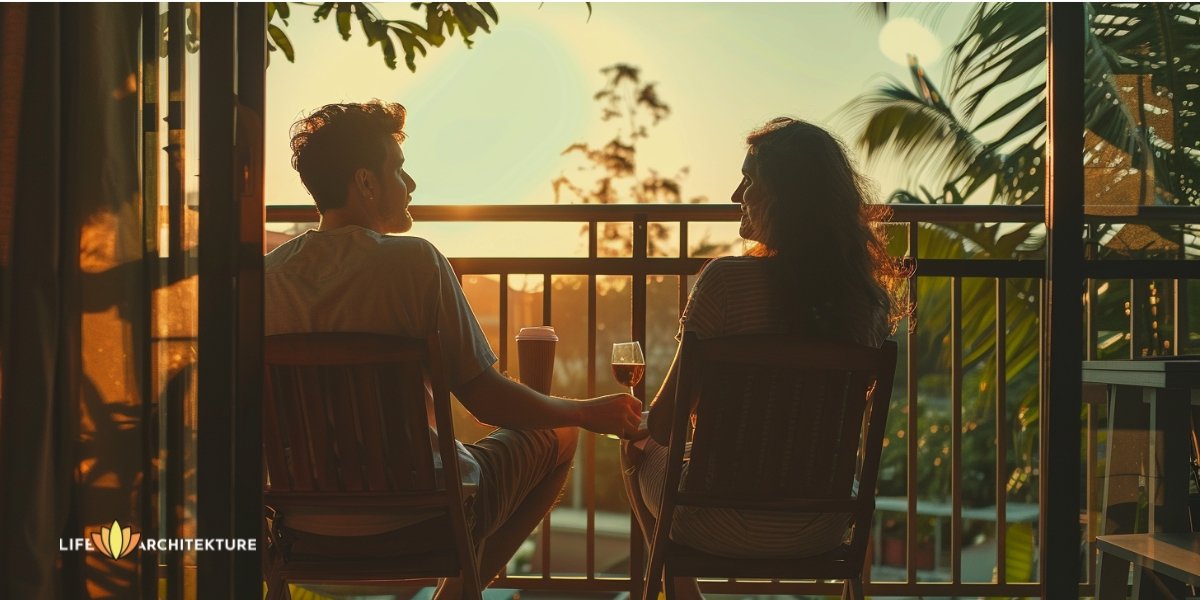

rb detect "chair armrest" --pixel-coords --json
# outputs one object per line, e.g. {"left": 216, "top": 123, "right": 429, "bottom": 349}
{"left": 265, "top": 491, "right": 452, "bottom": 509}
{"left": 675, "top": 493, "right": 868, "bottom": 514}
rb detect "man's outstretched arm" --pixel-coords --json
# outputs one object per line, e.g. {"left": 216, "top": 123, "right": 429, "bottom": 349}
{"left": 455, "top": 368, "right": 643, "bottom": 438}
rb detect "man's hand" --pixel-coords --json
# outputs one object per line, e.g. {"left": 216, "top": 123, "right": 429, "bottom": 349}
{"left": 578, "top": 393, "right": 646, "bottom": 439}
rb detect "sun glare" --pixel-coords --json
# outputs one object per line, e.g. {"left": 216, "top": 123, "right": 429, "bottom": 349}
{"left": 878, "top": 17, "right": 943, "bottom": 67}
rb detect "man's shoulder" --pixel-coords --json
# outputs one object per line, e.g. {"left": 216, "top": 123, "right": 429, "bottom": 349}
{"left": 270, "top": 228, "right": 444, "bottom": 262}
{"left": 361, "top": 233, "right": 446, "bottom": 268}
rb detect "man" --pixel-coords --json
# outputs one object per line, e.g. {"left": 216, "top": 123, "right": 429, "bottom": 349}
{"left": 265, "top": 100, "right": 643, "bottom": 597}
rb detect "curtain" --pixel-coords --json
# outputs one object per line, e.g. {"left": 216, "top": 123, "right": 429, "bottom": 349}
{"left": 0, "top": 4, "right": 145, "bottom": 598}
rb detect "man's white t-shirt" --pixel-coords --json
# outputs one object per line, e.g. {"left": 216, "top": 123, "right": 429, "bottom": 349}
{"left": 265, "top": 225, "right": 497, "bottom": 534}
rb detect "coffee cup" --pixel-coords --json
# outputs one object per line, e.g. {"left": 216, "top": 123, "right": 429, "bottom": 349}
{"left": 515, "top": 326, "right": 558, "bottom": 395}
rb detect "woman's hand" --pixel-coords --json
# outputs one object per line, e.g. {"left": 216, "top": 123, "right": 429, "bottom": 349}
{"left": 578, "top": 393, "right": 646, "bottom": 439}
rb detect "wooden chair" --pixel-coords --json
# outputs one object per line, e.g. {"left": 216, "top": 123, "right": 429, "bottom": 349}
{"left": 643, "top": 333, "right": 898, "bottom": 600}
{"left": 262, "top": 333, "right": 482, "bottom": 600}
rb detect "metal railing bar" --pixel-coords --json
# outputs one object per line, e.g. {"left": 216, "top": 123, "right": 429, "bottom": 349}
{"left": 1084, "top": 261, "right": 1200, "bottom": 280}
{"left": 1086, "top": 392, "right": 1099, "bottom": 587}
{"left": 1173, "top": 278, "right": 1184, "bottom": 354}
{"left": 164, "top": 255, "right": 1053, "bottom": 281}
{"left": 542, "top": 274, "right": 552, "bottom": 325}
{"left": 678, "top": 221, "right": 690, "bottom": 322}
{"left": 951, "top": 276, "right": 963, "bottom": 585}
{"left": 1036, "top": 277, "right": 1046, "bottom": 585}
{"left": 438, "top": 258, "right": 1047, "bottom": 279}
{"left": 1087, "top": 279, "right": 1098, "bottom": 360}
{"left": 587, "top": 220, "right": 598, "bottom": 580}
{"left": 267, "top": 203, "right": 1049, "bottom": 224}
{"left": 542, "top": 288, "right": 552, "bottom": 578}
{"left": 499, "top": 577, "right": 1041, "bottom": 596}
{"left": 910, "top": 260, "right": 1044, "bottom": 278}
{"left": 995, "top": 277, "right": 1008, "bottom": 585}
{"left": 631, "top": 216, "right": 648, "bottom": 594}
{"left": 1083, "top": 207, "right": 1200, "bottom": 223}
{"left": 698, "top": 581, "right": 1042, "bottom": 596}
{"left": 906, "top": 221, "right": 919, "bottom": 585}
{"left": 542, "top": 504, "right": 551, "bottom": 579}
{"left": 633, "top": 217, "right": 648, "bottom": 377}
{"left": 1128, "top": 278, "right": 1135, "bottom": 359}
{"left": 499, "top": 273, "right": 508, "bottom": 374}
{"left": 1083, "top": 246, "right": 1099, "bottom": 587}
{"left": 679, "top": 219, "right": 689, "bottom": 260}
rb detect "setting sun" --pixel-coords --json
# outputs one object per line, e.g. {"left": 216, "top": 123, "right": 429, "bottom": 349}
{"left": 878, "top": 16, "right": 944, "bottom": 67}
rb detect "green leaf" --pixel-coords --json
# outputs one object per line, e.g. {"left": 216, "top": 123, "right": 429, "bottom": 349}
{"left": 268, "top": 23, "right": 295, "bottom": 62}
{"left": 336, "top": 4, "right": 352, "bottom": 40}
{"left": 359, "top": 14, "right": 384, "bottom": 45}
{"left": 972, "top": 83, "right": 1044, "bottom": 132}
{"left": 480, "top": 2, "right": 499, "bottom": 23}
{"left": 987, "top": 98, "right": 1045, "bottom": 151}
{"left": 277, "top": 2, "right": 290, "bottom": 21}
{"left": 380, "top": 31, "right": 398, "bottom": 70}
{"left": 394, "top": 19, "right": 433, "bottom": 40}
{"left": 394, "top": 30, "right": 427, "bottom": 72}
{"left": 313, "top": 3, "right": 334, "bottom": 22}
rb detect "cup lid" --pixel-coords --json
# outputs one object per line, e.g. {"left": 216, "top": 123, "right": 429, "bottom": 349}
{"left": 516, "top": 326, "right": 558, "bottom": 341}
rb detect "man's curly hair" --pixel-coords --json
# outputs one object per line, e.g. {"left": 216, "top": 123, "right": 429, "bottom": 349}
{"left": 289, "top": 100, "right": 407, "bottom": 213}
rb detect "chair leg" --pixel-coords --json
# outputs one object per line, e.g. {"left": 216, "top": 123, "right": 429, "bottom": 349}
{"left": 459, "top": 564, "right": 484, "bottom": 600}
{"left": 842, "top": 576, "right": 864, "bottom": 600}
{"left": 643, "top": 548, "right": 664, "bottom": 600}
{"left": 265, "top": 575, "right": 289, "bottom": 600}
{"left": 663, "top": 562, "right": 677, "bottom": 600}
{"left": 263, "top": 551, "right": 289, "bottom": 600}
{"left": 643, "top": 570, "right": 663, "bottom": 600}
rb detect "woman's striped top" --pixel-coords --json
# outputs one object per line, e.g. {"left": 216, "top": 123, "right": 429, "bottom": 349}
{"left": 636, "top": 256, "right": 885, "bottom": 558}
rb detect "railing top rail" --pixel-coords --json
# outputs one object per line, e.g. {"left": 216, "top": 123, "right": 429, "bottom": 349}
{"left": 267, "top": 203, "right": 1052, "bottom": 224}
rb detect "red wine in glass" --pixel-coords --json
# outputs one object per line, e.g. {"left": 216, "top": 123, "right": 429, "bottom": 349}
{"left": 608, "top": 341, "right": 645, "bottom": 440}
{"left": 611, "top": 363, "right": 645, "bottom": 387}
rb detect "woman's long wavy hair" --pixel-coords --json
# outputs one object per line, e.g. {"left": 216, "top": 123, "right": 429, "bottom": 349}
{"left": 744, "top": 117, "right": 910, "bottom": 344}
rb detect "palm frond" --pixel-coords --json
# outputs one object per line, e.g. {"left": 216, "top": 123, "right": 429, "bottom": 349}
{"left": 948, "top": 3, "right": 1046, "bottom": 116}
{"left": 847, "top": 78, "right": 985, "bottom": 190}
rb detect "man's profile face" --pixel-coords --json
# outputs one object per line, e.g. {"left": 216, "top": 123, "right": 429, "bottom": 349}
{"left": 374, "top": 141, "right": 416, "bottom": 234}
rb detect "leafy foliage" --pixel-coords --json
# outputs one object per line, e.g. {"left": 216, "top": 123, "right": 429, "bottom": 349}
{"left": 849, "top": 3, "right": 1200, "bottom": 209}
{"left": 265, "top": 2, "right": 500, "bottom": 72}
{"left": 553, "top": 64, "right": 727, "bottom": 258}
{"left": 856, "top": 4, "right": 1200, "bottom": 553}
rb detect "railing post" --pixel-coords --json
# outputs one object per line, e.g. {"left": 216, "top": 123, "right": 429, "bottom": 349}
{"left": 197, "top": 3, "right": 266, "bottom": 597}
{"left": 1043, "top": 2, "right": 1085, "bottom": 598}
{"left": 198, "top": 4, "right": 237, "bottom": 596}
{"left": 234, "top": 3, "right": 266, "bottom": 596}
{"left": 139, "top": 4, "right": 162, "bottom": 597}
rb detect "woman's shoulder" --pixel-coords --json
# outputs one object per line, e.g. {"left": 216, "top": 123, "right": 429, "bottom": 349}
{"left": 697, "top": 256, "right": 772, "bottom": 287}
{"left": 700, "top": 256, "right": 768, "bottom": 275}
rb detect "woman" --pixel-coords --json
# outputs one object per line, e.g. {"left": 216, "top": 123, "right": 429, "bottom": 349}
{"left": 621, "top": 118, "right": 909, "bottom": 599}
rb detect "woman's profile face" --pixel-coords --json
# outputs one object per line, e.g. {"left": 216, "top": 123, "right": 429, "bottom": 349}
{"left": 731, "top": 152, "right": 769, "bottom": 243}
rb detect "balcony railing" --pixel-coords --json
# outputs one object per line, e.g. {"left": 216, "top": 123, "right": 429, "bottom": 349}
{"left": 265, "top": 202, "right": 1197, "bottom": 598}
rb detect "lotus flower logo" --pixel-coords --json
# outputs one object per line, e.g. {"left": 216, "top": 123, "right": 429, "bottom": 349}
{"left": 91, "top": 520, "right": 140, "bottom": 560}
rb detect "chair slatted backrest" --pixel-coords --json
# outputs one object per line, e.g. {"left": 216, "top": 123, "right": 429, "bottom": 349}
{"left": 665, "top": 333, "right": 897, "bottom": 549}
{"left": 263, "top": 333, "right": 460, "bottom": 504}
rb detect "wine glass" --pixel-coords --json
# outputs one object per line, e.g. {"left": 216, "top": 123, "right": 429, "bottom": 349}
{"left": 611, "top": 341, "right": 645, "bottom": 398}
{"left": 609, "top": 341, "right": 645, "bottom": 440}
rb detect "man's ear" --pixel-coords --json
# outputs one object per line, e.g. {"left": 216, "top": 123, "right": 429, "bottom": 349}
{"left": 353, "top": 167, "right": 375, "bottom": 199}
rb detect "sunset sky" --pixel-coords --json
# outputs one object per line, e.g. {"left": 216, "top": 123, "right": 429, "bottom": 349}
{"left": 262, "top": 3, "right": 996, "bottom": 255}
